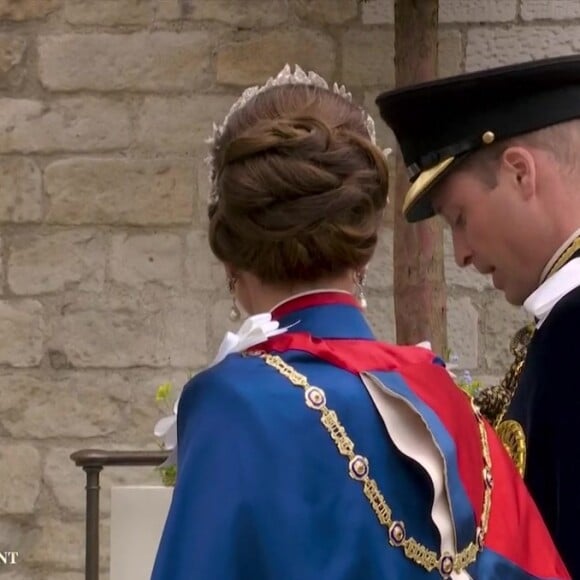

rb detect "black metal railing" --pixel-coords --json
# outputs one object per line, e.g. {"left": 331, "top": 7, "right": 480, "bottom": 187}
{"left": 70, "top": 449, "right": 169, "bottom": 580}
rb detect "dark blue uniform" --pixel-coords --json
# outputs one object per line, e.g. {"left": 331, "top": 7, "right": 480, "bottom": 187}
{"left": 507, "top": 249, "right": 580, "bottom": 579}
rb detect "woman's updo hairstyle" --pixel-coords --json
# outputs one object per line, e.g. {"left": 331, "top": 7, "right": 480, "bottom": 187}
{"left": 208, "top": 80, "right": 389, "bottom": 284}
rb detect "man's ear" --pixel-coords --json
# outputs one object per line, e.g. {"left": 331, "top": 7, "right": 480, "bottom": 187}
{"left": 501, "top": 146, "right": 537, "bottom": 199}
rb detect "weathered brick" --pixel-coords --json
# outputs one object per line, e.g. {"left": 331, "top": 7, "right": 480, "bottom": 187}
{"left": 346, "top": 28, "right": 460, "bottom": 88}
{"left": 521, "top": 0, "right": 580, "bottom": 20}
{"left": 0, "top": 98, "right": 131, "bottom": 153}
{"left": 440, "top": 0, "right": 517, "bottom": 23}
{"left": 110, "top": 233, "right": 182, "bottom": 288}
{"left": 447, "top": 296, "right": 479, "bottom": 369}
{"left": 343, "top": 28, "right": 395, "bottom": 86}
{"left": 39, "top": 32, "right": 211, "bottom": 92}
{"left": 8, "top": 230, "right": 105, "bottom": 295}
{"left": 0, "top": 569, "right": 32, "bottom": 580}
{"left": 28, "top": 519, "right": 90, "bottom": 569}
{"left": 295, "top": 0, "right": 358, "bottom": 24}
{"left": 0, "top": 0, "right": 62, "bottom": 20}
{"left": 45, "top": 445, "right": 160, "bottom": 515}
{"left": 0, "top": 445, "right": 41, "bottom": 514}
{"left": 466, "top": 26, "right": 580, "bottom": 71}
{"left": 365, "top": 294, "right": 396, "bottom": 343}
{"left": 65, "top": 0, "right": 181, "bottom": 25}
{"left": 51, "top": 296, "right": 207, "bottom": 368}
{"left": 0, "top": 518, "right": 25, "bottom": 549}
{"left": 187, "top": 0, "right": 287, "bottom": 26}
{"left": 45, "top": 159, "right": 194, "bottom": 225}
{"left": 362, "top": 0, "right": 394, "bottom": 24}
{"left": 217, "top": 29, "right": 335, "bottom": 86}
{"left": 0, "top": 158, "right": 41, "bottom": 223}
{"left": 136, "top": 95, "right": 234, "bottom": 154}
{"left": 112, "top": 367, "right": 190, "bottom": 447}
{"left": 438, "top": 30, "right": 463, "bottom": 78}
{"left": 46, "top": 574, "right": 84, "bottom": 580}
{"left": 483, "top": 295, "right": 532, "bottom": 371}
{"left": 367, "top": 227, "right": 393, "bottom": 291}
{"left": 0, "top": 300, "right": 44, "bottom": 367}
{"left": 186, "top": 230, "right": 224, "bottom": 290}
{"left": 0, "top": 34, "right": 26, "bottom": 75}
{"left": 0, "top": 370, "right": 130, "bottom": 438}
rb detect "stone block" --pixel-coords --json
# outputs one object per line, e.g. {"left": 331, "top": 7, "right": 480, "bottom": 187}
{"left": 349, "top": 28, "right": 460, "bottom": 89}
{"left": 217, "top": 29, "right": 335, "bottom": 86}
{"left": 0, "top": 445, "right": 41, "bottom": 514}
{"left": 187, "top": 0, "right": 287, "bottom": 26}
{"left": 447, "top": 296, "right": 479, "bottom": 369}
{"left": 361, "top": 0, "right": 394, "bottom": 24}
{"left": 0, "top": 98, "right": 131, "bottom": 153}
{"left": 39, "top": 32, "right": 211, "bottom": 92}
{"left": 0, "top": 518, "right": 26, "bottom": 549}
{"left": 28, "top": 519, "right": 90, "bottom": 570}
{"left": 65, "top": 0, "right": 181, "bottom": 25}
{"left": 50, "top": 295, "right": 207, "bottom": 368}
{"left": 8, "top": 230, "right": 105, "bottom": 294}
{"left": 0, "top": 158, "right": 41, "bottom": 223}
{"left": 0, "top": 300, "right": 44, "bottom": 367}
{"left": 0, "top": 34, "right": 26, "bottom": 77}
{"left": 483, "top": 295, "right": 532, "bottom": 371}
{"left": 110, "top": 233, "right": 182, "bottom": 288}
{"left": 521, "top": 0, "right": 580, "bottom": 20}
{"left": 365, "top": 294, "right": 396, "bottom": 342}
{"left": 136, "top": 95, "right": 234, "bottom": 154}
{"left": 0, "top": 0, "right": 62, "bottom": 20}
{"left": 0, "top": 370, "right": 131, "bottom": 438}
{"left": 440, "top": 0, "right": 517, "bottom": 22}
{"left": 45, "top": 158, "right": 194, "bottom": 225}
{"left": 367, "top": 227, "right": 393, "bottom": 291}
{"left": 438, "top": 30, "right": 463, "bottom": 78}
{"left": 0, "top": 570, "right": 33, "bottom": 580}
{"left": 185, "top": 230, "right": 224, "bottom": 291}
{"left": 295, "top": 0, "right": 358, "bottom": 24}
{"left": 342, "top": 28, "right": 394, "bottom": 86}
{"left": 466, "top": 26, "right": 580, "bottom": 72}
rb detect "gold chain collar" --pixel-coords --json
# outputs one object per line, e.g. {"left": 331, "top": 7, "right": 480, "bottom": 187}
{"left": 545, "top": 236, "right": 580, "bottom": 280}
{"left": 257, "top": 352, "right": 492, "bottom": 578}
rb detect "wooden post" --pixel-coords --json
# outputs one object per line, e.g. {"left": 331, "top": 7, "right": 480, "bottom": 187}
{"left": 392, "top": 0, "right": 447, "bottom": 355}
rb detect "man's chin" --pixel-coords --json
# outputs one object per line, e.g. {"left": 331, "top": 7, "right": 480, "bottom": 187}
{"left": 502, "top": 287, "right": 526, "bottom": 307}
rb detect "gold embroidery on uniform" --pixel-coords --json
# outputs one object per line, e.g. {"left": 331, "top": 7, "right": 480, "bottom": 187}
{"left": 496, "top": 420, "right": 526, "bottom": 477}
{"left": 256, "top": 352, "right": 492, "bottom": 578}
{"left": 474, "top": 235, "right": 580, "bottom": 475}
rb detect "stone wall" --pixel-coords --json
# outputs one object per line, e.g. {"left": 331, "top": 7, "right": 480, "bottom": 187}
{"left": 0, "top": 0, "right": 576, "bottom": 577}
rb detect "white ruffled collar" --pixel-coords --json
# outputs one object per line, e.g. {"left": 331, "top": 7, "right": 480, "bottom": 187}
{"left": 524, "top": 257, "right": 580, "bottom": 329}
{"left": 154, "top": 311, "right": 295, "bottom": 466}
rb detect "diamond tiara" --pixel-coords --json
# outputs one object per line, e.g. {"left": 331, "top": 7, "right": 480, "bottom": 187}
{"left": 205, "top": 64, "right": 382, "bottom": 205}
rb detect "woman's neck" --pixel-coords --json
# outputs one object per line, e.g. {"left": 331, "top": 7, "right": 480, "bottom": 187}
{"left": 239, "top": 273, "right": 357, "bottom": 315}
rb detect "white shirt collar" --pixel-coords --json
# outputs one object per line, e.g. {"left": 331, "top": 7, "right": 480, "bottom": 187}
{"left": 524, "top": 257, "right": 580, "bottom": 328}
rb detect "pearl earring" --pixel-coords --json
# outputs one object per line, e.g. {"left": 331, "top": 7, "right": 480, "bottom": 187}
{"left": 354, "top": 269, "right": 368, "bottom": 310}
{"left": 227, "top": 276, "right": 241, "bottom": 322}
